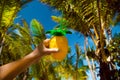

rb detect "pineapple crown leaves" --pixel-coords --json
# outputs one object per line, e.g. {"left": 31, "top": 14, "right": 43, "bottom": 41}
{"left": 47, "top": 16, "right": 72, "bottom": 36}
{"left": 46, "top": 16, "right": 72, "bottom": 36}
{"left": 46, "top": 26, "right": 72, "bottom": 36}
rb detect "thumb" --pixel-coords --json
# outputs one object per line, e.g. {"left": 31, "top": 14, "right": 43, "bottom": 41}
{"left": 45, "top": 48, "right": 59, "bottom": 54}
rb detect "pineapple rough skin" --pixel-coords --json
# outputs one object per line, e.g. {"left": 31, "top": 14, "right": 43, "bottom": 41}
{"left": 49, "top": 36, "right": 68, "bottom": 60}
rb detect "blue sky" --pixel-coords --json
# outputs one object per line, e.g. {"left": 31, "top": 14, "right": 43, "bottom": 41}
{"left": 14, "top": 0, "right": 60, "bottom": 30}
{"left": 14, "top": 0, "right": 120, "bottom": 48}
{"left": 14, "top": 0, "right": 120, "bottom": 80}
{"left": 14, "top": 0, "right": 94, "bottom": 53}
{"left": 14, "top": 0, "right": 87, "bottom": 57}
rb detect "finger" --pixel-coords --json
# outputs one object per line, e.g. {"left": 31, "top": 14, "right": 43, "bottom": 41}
{"left": 44, "top": 39, "right": 50, "bottom": 43}
{"left": 43, "top": 39, "right": 50, "bottom": 47}
{"left": 45, "top": 48, "right": 59, "bottom": 54}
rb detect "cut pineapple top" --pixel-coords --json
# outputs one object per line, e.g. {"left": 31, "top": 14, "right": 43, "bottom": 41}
{"left": 46, "top": 23, "right": 72, "bottom": 61}
{"left": 49, "top": 36, "right": 68, "bottom": 60}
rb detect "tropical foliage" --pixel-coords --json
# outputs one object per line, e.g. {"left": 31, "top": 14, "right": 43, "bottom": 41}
{"left": 0, "top": 0, "right": 32, "bottom": 63}
{"left": 0, "top": 1, "right": 88, "bottom": 79}
{"left": 40, "top": 0, "right": 120, "bottom": 80}
{"left": 1, "top": 19, "right": 88, "bottom": 79}
{"left": 0, "top": 0, "right": 120, "bottom": 80}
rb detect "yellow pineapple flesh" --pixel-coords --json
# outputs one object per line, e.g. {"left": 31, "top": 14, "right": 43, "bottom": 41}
{"left": 49, "top": 36, "right": 68, "bottom": 60}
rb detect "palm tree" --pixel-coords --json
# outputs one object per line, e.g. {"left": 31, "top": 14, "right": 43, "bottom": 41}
{"left": 0, "top": 0, "right": 32, "bottom": 61}
{"left": 1, "top": 18, "right": 47, "bottom": 79}
{"left": 0, "top": 1, "right": 33, "bottom": 79}
{"left": 40, "top": 0, "right": 120, "bottom": 79}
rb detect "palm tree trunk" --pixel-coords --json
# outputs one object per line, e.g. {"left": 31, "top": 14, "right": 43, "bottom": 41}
{"left": 96, "top": 0, "right": 113, "bottom": 80}
{"left": 75, "top": 45, "right": 79, "bottom": 80}
{"left": 99, "top": 60, "right": 111, "bottom": 80}
{"left": 0, "top": 0, "right": 6, "bottom": 28}
{"left": 84, "top": 36, "right": 96, "bottom": 80}
{"left": 91, "top": 59, "right": 96, "bottom": 75}
{"left": 89, "top": 31, "right": 97, "bottom": 46}
{"left": 0, "top": 37, "right": 5, "bottom": 65}
{"left": 0, "top": 37, "right": 5, "bottom": 54}
{"left": 92, "top": 24, "right": 99, "bottom": 39}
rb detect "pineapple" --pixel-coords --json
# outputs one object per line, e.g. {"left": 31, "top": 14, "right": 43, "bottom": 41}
{"left": 46, "top": 28, "right": 71, "bottom": 61}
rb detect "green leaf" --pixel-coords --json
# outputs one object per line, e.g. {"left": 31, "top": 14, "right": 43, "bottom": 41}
{"left": 30, "top": 19, "right": 45, "bottom": 38}
{"left": 65, "top": 30, "right": 72, "bottom": 34}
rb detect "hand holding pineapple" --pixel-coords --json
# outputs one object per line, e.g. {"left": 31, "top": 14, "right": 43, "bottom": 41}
{"left": 46, "top": 27, "right": 72, "bottom": 61}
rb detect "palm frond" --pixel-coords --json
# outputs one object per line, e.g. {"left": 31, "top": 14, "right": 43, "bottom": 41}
{"left": 30, "top": 19, "right": 45, "bottom": 39}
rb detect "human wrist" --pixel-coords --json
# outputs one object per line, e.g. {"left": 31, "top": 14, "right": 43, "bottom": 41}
{"left": 30, "top": 48, "right": 43, "bottom": 60}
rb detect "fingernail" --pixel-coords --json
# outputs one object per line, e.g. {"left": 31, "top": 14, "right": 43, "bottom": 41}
{"left": 55, "top": 48, "right": 59, "bottom": 51}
